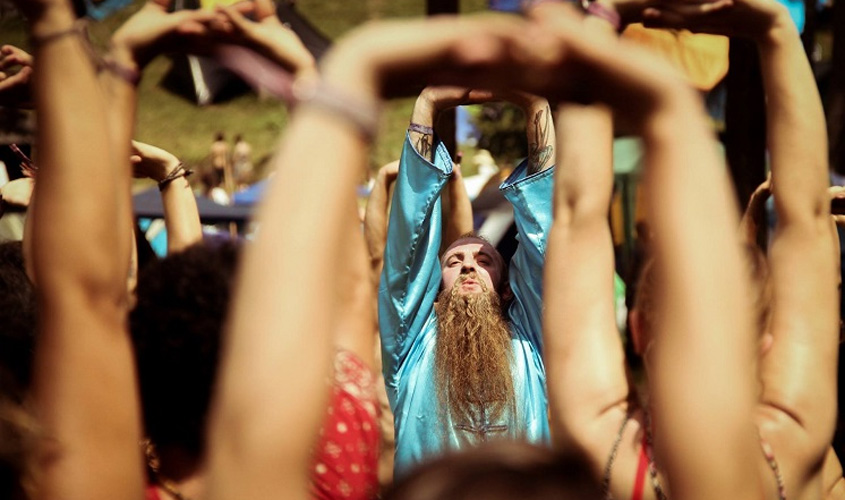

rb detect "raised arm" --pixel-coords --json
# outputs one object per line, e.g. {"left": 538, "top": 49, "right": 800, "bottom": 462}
{"left": 517, "top": 93, "right": 555, "bottom": 176}
{"left": 640, "top": 66, "right": 760, "bottom": 500}
{"left": 364, "top": 159, "right": 399, "bottom": 284}
{"left": 527, "top": 4, "right": 760, "bottom": 498}
{"left": 205, "top": 78, "right": 370, "bottom": 500}
{"left": 24, "top": 0, "right": 144, "bottom": 498}
{"left": 0, "top": 44, "right": 33, "bottom": 108}
{"left": 334, "top": 202, "right": 377, "bottom": 370}
{"left": 214, "top": 0, "right": 317, "bottom": 79}
{"left": 442, "top": 160, "right": 474, "bottom": 248}
{"left": 497, "top": 92, "right": 555, "bottom": 350}
{"left": 543, "top": 100, "right": 629, "bottom": 450}
{"left": 130, "top": 140, "right": 202, "bottom": 254}
{"left": 647, "top": 0, "right": 839, "bottom": 485}
{"left": 754, "top": 2, "right": 838, "bottom": 455}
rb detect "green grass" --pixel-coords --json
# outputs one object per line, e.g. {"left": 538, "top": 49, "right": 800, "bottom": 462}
{"left": 1, "top": 0, "right": 493, "bottom": 179}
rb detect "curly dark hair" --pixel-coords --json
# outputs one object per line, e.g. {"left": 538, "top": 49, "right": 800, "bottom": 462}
{"left": 0, "top": 242, "right": 36, "bottom": 403}
{"left": 130, "top": 241, "right": 240, "bottom": 459}
{"left": 384, "top": 440, "right": 601, "bottom": 500}
{"left": 0, "top": 241, "right": 37, "bottom": 500}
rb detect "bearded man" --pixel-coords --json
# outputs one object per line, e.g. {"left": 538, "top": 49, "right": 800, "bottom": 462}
{"left": 379, "top": 87, "right": 555, "bottom": 477}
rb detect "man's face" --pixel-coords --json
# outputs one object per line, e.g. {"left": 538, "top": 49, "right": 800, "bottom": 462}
{"left": 441, "top": 238, "right": 504, "bottom": 296}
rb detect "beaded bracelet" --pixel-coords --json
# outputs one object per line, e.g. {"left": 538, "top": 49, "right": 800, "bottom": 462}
{"left": 292, "top": 78, "right": 381, "bottom": 142}
{"left": 30, "top": 20, "right": 88, "bottom": 48}
{"left": 30, "top": 20, "right": 140, "bottom": 87}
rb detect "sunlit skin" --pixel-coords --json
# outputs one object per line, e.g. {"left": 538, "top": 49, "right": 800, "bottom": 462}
{"left": 440, "top": 237, "right": 505, "bottom": 296}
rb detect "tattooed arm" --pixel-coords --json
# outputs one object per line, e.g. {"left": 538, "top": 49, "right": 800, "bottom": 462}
{"left": 514, "top": 93, "right": 555, "bottom": 175}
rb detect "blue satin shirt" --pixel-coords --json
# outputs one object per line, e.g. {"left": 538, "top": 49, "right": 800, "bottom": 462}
{"left": 379, "top": 134, "right": 553, "bottom": 478}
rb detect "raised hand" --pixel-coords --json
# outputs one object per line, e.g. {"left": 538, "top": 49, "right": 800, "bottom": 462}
{"left": 130, "top": 140, "right": 182, "bottom": 181}
{"left": 0, "top": 46, "right": 33, "bottom": 107}
{"left": 0, "top": 45, "right": 33, "bottom": 69}
{"left": 212, "top": 0, "right": 316, "bottom": 77}
{"left": 110, "top": 0, "right": 216, "bottom": 70}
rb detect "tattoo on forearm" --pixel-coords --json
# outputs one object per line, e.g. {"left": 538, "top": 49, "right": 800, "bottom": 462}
{"left": 412, "top": 132, "right": 434, "bottom": 162}
{"left": 527, "top": 106, "right": 553, "bottom": 175}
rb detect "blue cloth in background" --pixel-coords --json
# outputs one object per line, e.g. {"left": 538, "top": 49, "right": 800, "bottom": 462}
{"left": 775, "top": 0, "right": 805, "bottom": 32}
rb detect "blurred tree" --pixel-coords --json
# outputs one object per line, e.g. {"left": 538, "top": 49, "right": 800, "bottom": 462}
{"left": 470, "top": 102, "right": 527, "bottom": 168}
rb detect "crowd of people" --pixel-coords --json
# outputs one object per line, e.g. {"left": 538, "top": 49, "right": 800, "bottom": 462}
{"left": 0, "top": 0, "right": 842, "bottom": 498}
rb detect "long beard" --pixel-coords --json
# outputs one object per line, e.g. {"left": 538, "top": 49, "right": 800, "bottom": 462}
{"left": 434, "top": 276, "right": 514, "bottom": 427}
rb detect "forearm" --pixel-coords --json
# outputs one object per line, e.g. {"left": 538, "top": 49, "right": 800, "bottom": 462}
{"left": 546, "top": 103, "right": 629, "bottom": 441}
{"left": 161, "top": 175, "right": 203, "bottom": 254}
{"left": 523, "top": 99, "right": 554, "bottom": 176}
{"left": 31, "top": 10, "right": 130, "bottom": 297}
{"left": 28, "top": 5, "right": 144, "bottom": 500}
{"left": 757, "top": 10, "right": 829, "bottom": 218}
{"left": 378, "top": 135, "right": 449, "bottom": 359}
{"left": 409, "top": 94, "right": 437, "bottom": 162}
{"left": 102, "top": 43, "right": 139, "bottom": 250}
{"left": 364, "top": 170, "right": 394, "bottom": 280}
{"left": 334, "top": 205, "right": 377, "bottom": 369}
{"left": 444, "top": 166, "right": 473, "bottom": 245}
{"left": 756, "top": 7, "right": 839, "bottom": 440}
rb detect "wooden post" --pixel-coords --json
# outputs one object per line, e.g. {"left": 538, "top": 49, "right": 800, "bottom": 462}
{"left": 427, "top": 0, "right": 459, "bottom": 160}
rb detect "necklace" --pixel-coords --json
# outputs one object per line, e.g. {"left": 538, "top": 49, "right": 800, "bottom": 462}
{"left": 643, "top": 411, "right": 668, "bottom": 500}
{"left": 141, "top": 439, "right": 195, "bottom": 500}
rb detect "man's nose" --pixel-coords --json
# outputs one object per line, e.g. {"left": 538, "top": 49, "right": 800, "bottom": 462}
{"left": 461, "top": 260, "right": 476, "bottom": 273}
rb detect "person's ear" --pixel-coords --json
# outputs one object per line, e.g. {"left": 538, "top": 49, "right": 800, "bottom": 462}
{"left": 500, "top": 283, "right": 514, "bottom": 304}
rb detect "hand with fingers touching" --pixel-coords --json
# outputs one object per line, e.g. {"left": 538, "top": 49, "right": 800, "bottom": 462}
{"left": 0, "top": 45, "right": 33, "bottom": 107}
{"left": 0, "top": 45, "right": 33, "bottom": 69}
{"left": 110, "top": 0, "right": 217, "bottom": 72}
{"left": 212, "top": 0, "right": 316, "bottom": 77}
